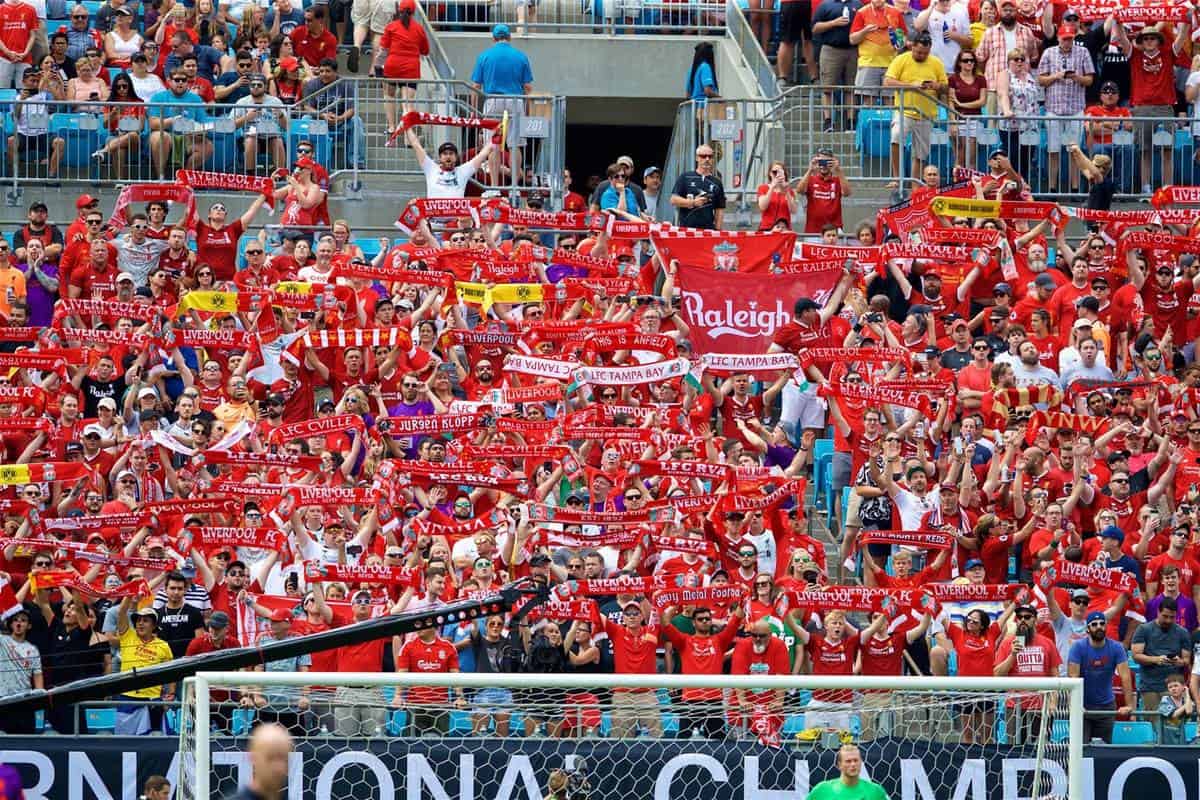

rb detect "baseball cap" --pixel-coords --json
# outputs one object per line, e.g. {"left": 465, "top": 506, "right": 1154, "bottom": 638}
{"left": 248, "top": 73, "right": 267, "bottom": 84}
{"left": 643, "top": 166, "right": 661, "bottom": 178}
{"left": 137, "top": 386, "right": 158, "bottom": 400}
{"left": 1086, "top": 610, "right": 1106, "bottom": 625}
{"left": 265, "top": 392, "right": 286, "bottom": 406}
{"left": 1056, "top": 23, "right": 1076, "bottom": 38}
{"left": 993, "top": 282, "right": 1012, "bottom": 296}
{"left": 989, "top": 148, "right": 1008, "bottom": 159}
{"left": 65, "top": 441, "right": 83, "bottom": 455}
{"left": 964, "top": 558, "right": 984, "bottom": 571}
{"left": 794, "top": 298, "right": 820, "bottom": 314}
{"left": 623, "top": 600, "right": 642, "bottom": 612}
{"left": 437, "top": 141, "right": 459, "bottom": 154}
{"left": 317, "top": 398, "right": 336, "bottom": 412}
{"left": 131, "top": 607, "right": 158, "bottom": 622}
{"left": 529, "top": 553, "right": 552, "bottom": 567}
{"left": 1100, "top": 525, "right": 1125, "bottom": 542}
{"left": 616, "top": 155, "right": 635, "bottom": 169}
{"left": 1071, "top": 588, "right": 1090, "bottom": 601}
{"left": 1072, "top": 317, "right": 1094, "bottom": 330}
{"left": 28, "top": 201, "right": 46, "bottom": 212}
{"left": 492, "top": 23, "right": 510, "bottom": 38}
{"left": 75, "top": 194, "right": 98, "bottom": 209}
{"left": 208, "top": 611, "right": 231, "bottom": 628}
{"left": 949, "top": 319, "right": 970, "bottom": 332}
{"left": 1100, "top": 80, "right": 1119, "bottom": 93}
{"left": 1034, "top": 273, "right": 1056, "bottom": 288}
{"left": 269, "top": 608, "right": 292, "bottom": 623}
{"left": 82, "top": 423, "right": 106, "bottom": 438}
{"left": 97, "top": 397, "right": 118, "bottom": 411}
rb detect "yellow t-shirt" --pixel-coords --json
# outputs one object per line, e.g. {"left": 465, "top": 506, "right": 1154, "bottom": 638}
{"left": 118, "top": 627, "right": 174, "bottom": 699}
{"left": 885, "top": 51, "right": 948, "bottom": 120}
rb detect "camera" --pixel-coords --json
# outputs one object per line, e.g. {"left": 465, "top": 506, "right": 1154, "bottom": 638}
{"left": 865, "top": 312, "right": 883, "bottom": 323}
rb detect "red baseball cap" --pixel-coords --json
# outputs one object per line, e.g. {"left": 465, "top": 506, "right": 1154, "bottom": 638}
{"left": 269, "top": 608, "right": 293, "bottom": 623}
{"left": 75, "top": 194, "right": 98, "bottom": 209}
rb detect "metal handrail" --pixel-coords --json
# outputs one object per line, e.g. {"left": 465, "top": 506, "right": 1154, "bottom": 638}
{"left": 723, "top": 0, "right": 775, "bottom": 99}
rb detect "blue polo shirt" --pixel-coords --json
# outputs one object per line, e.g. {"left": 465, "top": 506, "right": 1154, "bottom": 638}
{"left": 1068, "top": 637, "right": 1126, "bottom": 708}
{"left": 470, "top": 42, "right": 533, "bottom": 95}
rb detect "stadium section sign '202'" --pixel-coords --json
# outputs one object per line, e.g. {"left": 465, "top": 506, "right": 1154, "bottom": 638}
{"left": 0, "top": 737, "right": 1188, "bottom": 800}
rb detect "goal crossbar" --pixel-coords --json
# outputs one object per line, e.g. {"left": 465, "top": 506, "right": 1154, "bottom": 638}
{"left": 183, "top": 672, "right": 1085, "bottom": 800}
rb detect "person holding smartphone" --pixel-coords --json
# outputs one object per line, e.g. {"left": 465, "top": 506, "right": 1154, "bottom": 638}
{"left": 994, "top": 604, "right": 1061, "bottom": 743}
{"left": 1036, "top": 23, "right": 1094, "bottom": 194}
{"left": 669, "top": 145, "right": 725, "bottom": 230}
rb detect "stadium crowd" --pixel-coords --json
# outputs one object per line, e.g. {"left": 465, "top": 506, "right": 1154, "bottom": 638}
{"left": 5, "top": 0, "right": 1200, "bottom": 754}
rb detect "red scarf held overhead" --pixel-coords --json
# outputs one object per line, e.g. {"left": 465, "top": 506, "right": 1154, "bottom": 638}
{"left": 630, "top": 459, "right": 734, "bottom": 484}
{"left": 539, "top": 528, "right": 645, "bottom": 550}
{"left": 383, "top": 413, "right": 490, "bottom": 438}
{"left": 818, "top": 381, "right": 934, "bottom": 418}
{"left": 108, "top": 183, "right": 195, "bottom": 230}
{"left": 857, "top": 530, "right": 954, "bottom": 551}
{"left": 527, "top": 598, "right": 600, "bottom": 624}
{"left": 1120, "top": 230, "right": 1200, "bottom": 257}
{"left": 31, "top": 570, "right": 149, "bottom": 598}
{"left": 1151, "top": 184, "right": 1200, "bottom": 209}
{"left": 796, "top": 347, "right": 912, "bottom": 370}
{"left": 268, "top": 414, "right": 365, "bottom": 445}
{"left": 177, "top": 169, "right": 274, "bottom": 208}
{"left": 1026, "top": 411, "right": 1110, "bottom": 444}
{"left": 580, "top": 331, "right": 678, "bottom": 363}
{"left": 1040, "top": 558, "right": 1138, "bottom": 595}
{"left": 411, "top": 509, "right": 510, "bottom": 540}
{"left": 303, "top": 560, "right": 419, "bottom": 587}
{"left": 59, "top": 298, "right": 160, "bottom": 322}
{"left": 394, "top": 198, "right": 482, "bottom": 234}
{"left": 196, "top": 449, "right": 324, "bottom": 472}
{"left": 185, "top": 525, "right": 290, "bottom": 552}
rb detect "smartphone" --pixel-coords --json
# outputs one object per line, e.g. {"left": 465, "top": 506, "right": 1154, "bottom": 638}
{"left": 1063, "top": 70, "right": 1075, "bottom": 77}
{"left": 818, "top": 159, "right": 831, "bottom": 168}
{"left": 953, "top": 437, "right": 964, "bottom": 456}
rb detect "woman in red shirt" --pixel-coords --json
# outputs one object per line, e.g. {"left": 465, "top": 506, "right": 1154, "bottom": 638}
{"left": 932, "top": 604, "right": 1012, "bottom": 744}
{"left": 375, "top": 0, "right": 430, "bottom": 135}
{"left": 755, "top": 161, "right": 798, "bottom": 230}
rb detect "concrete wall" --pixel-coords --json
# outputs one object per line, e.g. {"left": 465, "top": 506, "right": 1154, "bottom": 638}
{"left": 439, "top": 33, "right": 760, "bottom": 107}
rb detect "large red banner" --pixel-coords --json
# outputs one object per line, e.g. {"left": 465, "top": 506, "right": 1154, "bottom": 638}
{"left": 674, "top": 263, "right": 842, "bottom": 355}
{"left": 650, "top": 229, "right": 796, "bottom": 272}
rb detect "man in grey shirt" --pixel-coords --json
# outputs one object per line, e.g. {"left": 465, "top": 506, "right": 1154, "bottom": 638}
{"left": 1131, "top": 596, "right": 1192, "bottom": 711}
{"left": 0, "top": 609, "right": 43, "bottom": 733}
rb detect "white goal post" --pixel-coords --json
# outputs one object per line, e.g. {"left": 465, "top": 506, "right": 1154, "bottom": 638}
{"left": 179, "top": 672, "right": 1084, "bottom": 800}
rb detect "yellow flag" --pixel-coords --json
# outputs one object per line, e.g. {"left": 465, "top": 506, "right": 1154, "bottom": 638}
{"left": 499, "top": 110, "right": 509, "bottom": 149}
{"left": 454, "top": 282, "right": 489, "bottom": 308}
{"left": 0, "top": 464, "right": 32, "bottom": 485}
{"left": 275, "top": 281, "right": 314, "bottom": 295}
{"left": 176, "top": 291, "right": 239, "bottom": 315}
{"left": 487, "top": 283, "right": 543, "bottom": 309}
{"left": 929, "top": 196, "right": 1000, "bottom": 219}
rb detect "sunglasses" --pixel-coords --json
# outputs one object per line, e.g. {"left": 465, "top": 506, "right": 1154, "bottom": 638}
{"left": 33, "top": 560, "right": 52, "bottom": 567}
{"left": 1071, "top": 597, "right": 1089, "bottom": 604}
{"left": 739, "top": 551, "right": 756, "bottom": 557}
{"left": 694, "top": 616, "right": 712, "bottom": 623}
{"left": 624, "top": 494, "right": 640, "bottom": 501}
{"left": 1016, "top": 614, "right": 1036, "bottom": 621}
{"left": 86, "top": 219, "right": 102, "bottom": 226}
{"left": 171, "top": 77, "right": 188, "bottom": 83}
{"left": 972, "top": 345, "right": 989, "bottom": 351}
{"left": 226, "top": 570, "right": 247, "bottom": 577}
{"left": 1009, "top": 56, "right": 1026, "bottom": 62}
{"left": 245, "top": 249, "right": 263, "bottom": 255}
{"left": 697, "top": 153, "right": 714, "bottom": 159}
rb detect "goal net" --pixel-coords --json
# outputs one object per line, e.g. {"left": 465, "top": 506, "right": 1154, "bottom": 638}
{"left": 176, "top": 673, "right": 1083, "bottom": 800}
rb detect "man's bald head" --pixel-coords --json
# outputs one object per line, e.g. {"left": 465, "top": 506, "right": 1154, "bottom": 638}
{"left": 249, "top": 722, "right": 293, "bottom": 797}
{"left": 751, "top": 619, "right": 773, "bottom": 637}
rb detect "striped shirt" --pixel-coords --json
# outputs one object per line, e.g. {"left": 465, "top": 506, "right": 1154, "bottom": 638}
{"left": 1038, "top": 44, "right": 1095, "bottom": 115}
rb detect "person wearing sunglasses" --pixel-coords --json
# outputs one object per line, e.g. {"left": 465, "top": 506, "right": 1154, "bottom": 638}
{"left": 670, "top": 145, "right": 725, "bottom": 230}
{"left": 994, "top": 603, "right": 1061, "bottom": 741}
{"left": 659, "top": 600, "right": 745, "bottom": 739}
{"left": 10, "top": 68, "right": 67, "bottom": 184}
{"left": 232, "top": 69, "right": 288, "bottom": 173}
{"left": 147, "top": 70, "right": 216, "bottom": 180}
{"left": 109, "top": 212, "right": 171, "bottom": 288}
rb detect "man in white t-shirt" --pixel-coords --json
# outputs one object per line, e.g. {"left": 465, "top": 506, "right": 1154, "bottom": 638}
{"left": 873, "top": 458, "right": 941, "bottom": 530}
{"left": 404, "top": 125, "right": 495, "bottom": 199}
{"left": 915, "top": 0, "right": 972, "bottom": 72}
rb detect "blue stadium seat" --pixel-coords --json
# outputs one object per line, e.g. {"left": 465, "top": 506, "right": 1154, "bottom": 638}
{"left": 1112, "top": 721, "right": 1155, "bottom": 745}
{"left": 34, "top": 710, "right": 44, "bottom": 732}
{"left": 663, "top": 712, "right": 680, "bottom": 735}
{"left": 164, "top": 708, "right": 180, "bottom": 734}
{"left": 385, "top": 709, "right": 409, "bottom": 735}
{"left": 86, "top": 707, "right": 117, "bottom": 733}
{"left": 855, "top": 109, "right": 892, "bottom": 161}
{"left": 448, "top": 710, "right": 472, "bottom": 735}
{"left": 1185, "top": 721, "right": 1197, "bottom": 742}
{"left": 289, "top": 118, "right": 331, "bottom": 168}
{"left": 231, "top": 708, "right": 255, "bottom": 735}
{"left": 781, "top": 714, "right": 806, "bottom": 736}
{"left": 50, "top": 112, "right": 106, "bottom": 169}
{"left": 839, "top": 485, "right": 853, "bottom": 537}
{"left": 356, "top": 236, "right": 385, "bottom": 262}
{"left": 812, "top": 438, "right": 834, "bottom": 511}
{"left": 1051, "top": 718, "right": 1070, "bottom": 743}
